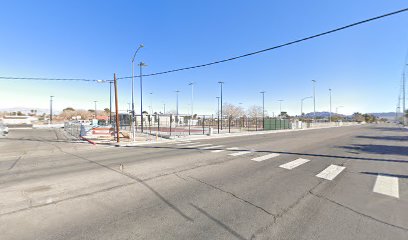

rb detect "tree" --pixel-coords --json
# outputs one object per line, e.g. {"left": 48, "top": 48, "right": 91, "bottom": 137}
{"left": 352, "top": 112, "right": 365, "bottom": 122}
{"left": 221, "top": 103, "right": 244, "bottom": 118}
{"left": 247, "top": 105, "right": 263, "bottom": 118}
{"left": 63, "top": 107, "right": 75, "bottom": 112}
{"left": 104, "top": 108, "right": 110, "bottom": 114}
{"left": 17, "top": 111, "right": 24, "bottom": 116}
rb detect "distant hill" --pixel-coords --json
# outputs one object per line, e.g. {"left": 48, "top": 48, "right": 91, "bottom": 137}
{"left": 368, "top": 112, "right": 397, "bottom": 120}
{"left": 302, "top": 111, "right": 346, "bottom": 118}
{"left": 0, "top": 107, "right": 52, "bottom": 115}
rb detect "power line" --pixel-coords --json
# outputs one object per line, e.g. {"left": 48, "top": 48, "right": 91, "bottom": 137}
{"left": 118, "top": 8, "right": 408, "bottom": 79}
{"left": 0, "top": 8, "right": 407, "bottom": 82}
{"left": 0, "top": 76, "right": 102, "bottom": 82}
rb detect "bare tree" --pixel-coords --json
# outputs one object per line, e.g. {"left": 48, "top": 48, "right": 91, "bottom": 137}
{"left": 247, "top": 105, "right": 263, "bottom": 118}
{"left": 222, "top": 103, "right": 245, "bottom": 117}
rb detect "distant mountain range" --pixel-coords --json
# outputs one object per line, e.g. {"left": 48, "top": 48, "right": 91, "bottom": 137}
{"left": 302, "top": 112, "right": 347, "bottom": 118}
{"left": 302, "top": 111, "right": 397, "bottom": 120}
{"left": 0, "top": 107, "right": 53, "bottom": 115}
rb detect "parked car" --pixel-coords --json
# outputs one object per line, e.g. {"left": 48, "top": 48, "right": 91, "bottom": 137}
{"left": 0, "top": 123, "right": 9, "bottom": 136}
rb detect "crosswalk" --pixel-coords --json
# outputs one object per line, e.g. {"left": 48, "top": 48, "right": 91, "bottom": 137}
{"left": 165, "top": 140, "right": 404, "bottom": 200}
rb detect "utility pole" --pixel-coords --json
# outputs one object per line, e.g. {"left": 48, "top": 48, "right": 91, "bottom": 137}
{"left": 114, "top": 73, "right": 120, "bottom": 143}
{"left": 109, "top": 81, "right": 112, "bottom": 124}
{"left": 329, "top": 88, "right": 332, "bottom": 123}
{"left": 189, "top": 82, "right": 194, "bottom": 117}
{"left": 218, "top": 81, "right": 224, "bottom": 130}
{"left": 49, "top": 96, "right": 54, "bottom": 124}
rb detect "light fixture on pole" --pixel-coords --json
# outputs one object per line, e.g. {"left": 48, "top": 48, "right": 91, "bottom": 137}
{"left": 131, "top": 44, "right": 143, "bottom": 140}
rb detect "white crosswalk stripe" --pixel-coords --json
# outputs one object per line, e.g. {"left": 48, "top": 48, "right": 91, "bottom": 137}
{"left": 199, "top": 145, "right": 224, "bottom": 150}
{"left": 316, "top": 165, "right": 345, "bottom": 180}
{"left": 373, "top": 175, "right": 399, "bottom": 198}
{"left": 228, "top": 151, "right": 251, "bottom": 156}
{"left": 252, "top": 153, "right": 280, "bottom": 162}
{"left": 186, "top": 144, "right": 212, "bottom": 148}
{"left": 279, "top": 158, "right": 310, "bottom": 169}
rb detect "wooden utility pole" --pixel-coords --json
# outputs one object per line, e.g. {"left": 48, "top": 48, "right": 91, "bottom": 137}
{"left": 114, "top": 73, "right": 120, "bottom": 143}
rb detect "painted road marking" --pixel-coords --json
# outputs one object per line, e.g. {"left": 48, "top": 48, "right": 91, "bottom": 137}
{"left": 373, "top": 175, "right": 399, "bottom": 198}
{"left": 177, "top": 142, "right": 197, "bottom": 146}
{"left": 252, "top": 153, "right": 280, "bottom": 162}
{"left": 316, "top": 165, "right": 345, "bottom": 180}
{"left": 200, "top": 145, "right": 224, "bottom": 150}
{"left": 226, "top": 147, "right": 239, "bottom": 150}
{"left": 211, "top": 149, "right": 225, "bottom": 153}
{"left": 229, "top": 151, "right": 251, "bottom": 156}
{"left": 186, "top": 144, "right": 212, "bottom": 148}
{"left": 279, "top": 158, "right": 310, "bottom": 169}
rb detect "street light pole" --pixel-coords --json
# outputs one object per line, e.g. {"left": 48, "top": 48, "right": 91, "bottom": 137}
{"left": 131, "top": 44, "right": 143, "bottom": 140}
{"left": 94, "top": 101, "right": 97, "bottom": 119}
{"left": 312, "top": 80, "right": 316, "bottom": 122}
{"left": 139, "top": 61, "right": 147, "bottom": 133}
{"left": 277, "top": 100, "right": 284, "bottom": 117}
{"left": 329, "top": 88, "right": 332, "bottom": 123}
{"left": 218, "top": 82, "right": 224, "bottom": 130}
{"left": 260, "top": 91, "right": 265, "bottom": 129}
{"left": 189, "top": 82, "right": 194, "bottom": 117}
{"left": 175, "top": 90, "right": 180, "bottom": 116}
{"left": 109, "top": 81, "right": 112, "bottom": 124}
{"left": 49, "top": 96, "right": 54, "bottom": 124}
{"left": 216, "top": 96, "right": 220, "bottom": 134}
{"left": 163, "top": 104, "right": 166, "bottom": 114}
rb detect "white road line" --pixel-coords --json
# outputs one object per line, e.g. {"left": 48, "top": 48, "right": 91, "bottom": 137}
{"left": 373, "top": 175, "right": 399, "bottom": 198}
{"left": 279, "top": 158, "right": 310, "bottom": 169}
{"left": 186, "top": 144, "right": 212, "bottom": 148}
{"left": 200, "top": 145, "right": 224, "bottom": 150}
{"left": 211, "top": 149, "right": 225, "bottom": 153}
{"left": 177, "top": 142, "right": 197, "bottom": 146}
{"left": 252, "top": 153, "right": 280, "bottom": 162}
{"left": 228, "top": 151, "right": 251, "bottom": 156}
{"left": 316, "top": 165, "right": 345, "bottom": 181}
{"left": 226, "top": 147, "right": 239, "bottom": 150}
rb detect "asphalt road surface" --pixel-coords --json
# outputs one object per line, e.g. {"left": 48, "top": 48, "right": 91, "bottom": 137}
{"left": 0, "top": 124, "right": 407, "bottom": 240}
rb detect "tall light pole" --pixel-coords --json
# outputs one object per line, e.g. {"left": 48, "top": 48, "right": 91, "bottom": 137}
{"left": 301, "top": 96, "right": 313, "bottom": 117}
{"left": 218, "top": 81, "right": 224, "bottom": 130}
{"left": 139, "top": 61, "right": 147, "bottom": 133}
{"left": 216, "top": 96, "right": 220, "bottom": 133}
{"left": 49, "top": 96, "right": 54, "bottom": 124}
{"left": 277, "top": 100, "right": 284, "bottom": 117}
{"left": 131, "top": 44, "right": 143, "bottom": 139}
{"left": 163, "top": 103, "right": 166, "bottom": 114}
{"left": 188, "top": 82, "right": 194, "bottom": 117}
{"left": 260, "top": 91, "right": 265, "bottom": 128}
{"left": 149, "top": 92, "right": 153, "bottom": 114}
{"left": 329, "top": 88, "right": 332, "bottom": 123}
{"left": 94, "top": 101, "right": 98, "bottom": 119}
{"left": 175, "top": 90, "right": 180, "bottom": 116}
{"left": 312, "top": 80, "right": 317, "bottom": 122}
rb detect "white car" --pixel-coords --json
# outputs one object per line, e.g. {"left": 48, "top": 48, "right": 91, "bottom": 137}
{"left": 0, "top": 123, "right": 8, "bottom": 136}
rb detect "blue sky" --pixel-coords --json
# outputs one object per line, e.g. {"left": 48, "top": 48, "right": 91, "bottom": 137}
{"left": 0, "top": 0, "right": 407, "bottom": 115}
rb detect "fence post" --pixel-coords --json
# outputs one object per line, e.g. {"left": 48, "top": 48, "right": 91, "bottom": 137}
{"left": 202, "top": 115, "right": 205, "bottom": 134}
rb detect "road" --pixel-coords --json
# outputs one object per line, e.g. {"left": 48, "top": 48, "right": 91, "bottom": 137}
{"left": 0, "top": 124, "right": 407, "bottom": 240}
